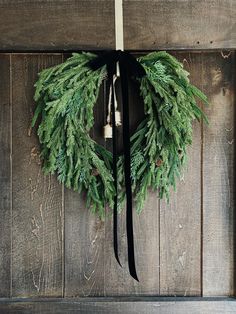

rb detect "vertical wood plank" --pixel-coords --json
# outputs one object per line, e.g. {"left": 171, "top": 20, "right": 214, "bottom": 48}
{"left": 160, "top": 53, "right": 202, "bottom": 296}
{"left": 104, "top": 78, "right": 160, "bottom": 296}
{"left": 64, "top": 81, "right": 106, "bottom": 297}
{"left": 0, "top": 54, "right": 11, "bottom": 297}
{"left": 202, "top": 51, "right": 235, "bottom": 296}
{"left": 11, "top": 54, "right": 64, "bottom": 297}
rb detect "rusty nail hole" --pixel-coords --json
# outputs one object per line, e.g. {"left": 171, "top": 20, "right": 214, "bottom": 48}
{"left": 197, "top": 41, "right": 200, "bottom": 44}
{"left": 210, "top": 41, "right": 213, "bottom": 44}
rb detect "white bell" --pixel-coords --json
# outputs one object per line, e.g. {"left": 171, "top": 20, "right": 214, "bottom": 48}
{"left": 104, "top": 123, "right": 113, "bottom": 139}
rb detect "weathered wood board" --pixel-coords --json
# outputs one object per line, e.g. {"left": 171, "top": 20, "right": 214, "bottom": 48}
{"left": 0, "top": 54, "right": 11, "bottom": 297}
{"left": 0, "top": 1, "right": 115, "bottom": 51}
{"left": 11, "top": 54, "right": 64, "bottom": 297}
{"left": 0, "top": 297, "right": 236, "bottom": 314}
{"left": 124, "top": 0, "right": 236, "bottom": 50}
{"left": 202, "top": 51, "right": 235, "bottom": 296}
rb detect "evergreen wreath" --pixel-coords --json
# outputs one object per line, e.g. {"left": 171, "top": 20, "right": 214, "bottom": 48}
{"left": 32, "top": 51, "right": 208, "bottom": 219}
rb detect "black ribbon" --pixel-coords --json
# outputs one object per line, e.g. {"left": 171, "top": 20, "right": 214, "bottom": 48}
{"left": 88, "top": 50, "right": 145, "bottom": 281}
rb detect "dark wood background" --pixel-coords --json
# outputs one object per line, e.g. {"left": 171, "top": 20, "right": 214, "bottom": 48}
{"left": 0, "top": 0, "right": 235, "bottom": 302}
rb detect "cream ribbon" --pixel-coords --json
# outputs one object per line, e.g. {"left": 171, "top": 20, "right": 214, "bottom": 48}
{"left": 115, "top": 0, "right": 124, "bottom": 51}
{"left": 104, "top": 0, "right": 124, "bottom": 139}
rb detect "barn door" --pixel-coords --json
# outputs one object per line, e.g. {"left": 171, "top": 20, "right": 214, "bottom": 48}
{"left": 0, "top": 1, "right": 235, "bottom": 312}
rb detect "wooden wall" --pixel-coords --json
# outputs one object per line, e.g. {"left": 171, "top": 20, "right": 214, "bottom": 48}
{"left": 0, "top": 0, "right": 235, "bottom": 300}
{"left": 0, "top": 51, "right": 235, "bottom": 297}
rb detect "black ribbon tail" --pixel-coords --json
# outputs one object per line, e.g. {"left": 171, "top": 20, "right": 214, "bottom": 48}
{"left": 108, "top": 65, "right": 122, "bottom": 268}
{"left": 120, "top": 56, "right": 139, "bottom": 282}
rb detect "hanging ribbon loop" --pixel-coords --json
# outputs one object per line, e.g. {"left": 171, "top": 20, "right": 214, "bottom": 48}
{"left": 88, "top": 50, "right": 145, "bottom": 79}
{"left": 88, "top": 50, "right": 145, "bottom": 282}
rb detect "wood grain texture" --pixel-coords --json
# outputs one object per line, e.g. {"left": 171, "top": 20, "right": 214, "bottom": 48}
{"left": 0, "top": 298, "right": 236, "bottom": 314}
{"left": 202, "top": 51, "right": 235, "bottom": 296}
{"left": 64, "top": 191, "right": 105, "bottom": 297}
{"left": 0, "top": 0, "right": 115, "bottom": 51}
{"left": 11, "top": 54, "right": 64, "bottom": 297}
{"left": 64, "top": 81, "right": 106, "bottom": 297}
{"left": 124, "top": 0, "right": 236, "bottom": 50}
{"left": 159, "top": 53, "right": 202, "bottom": 296}
{"left": 0, "top": 54, "right": 11, "bottom": 297}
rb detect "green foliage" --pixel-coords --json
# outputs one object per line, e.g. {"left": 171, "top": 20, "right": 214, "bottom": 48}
{"left": 33, "top": 52, "right": 113, "bottom": 219}
{"left": 131, "top": 51, "right": 208, "bottom": 212}
{"left": 33, "top": 51, "right": 208, "bottom": 218}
